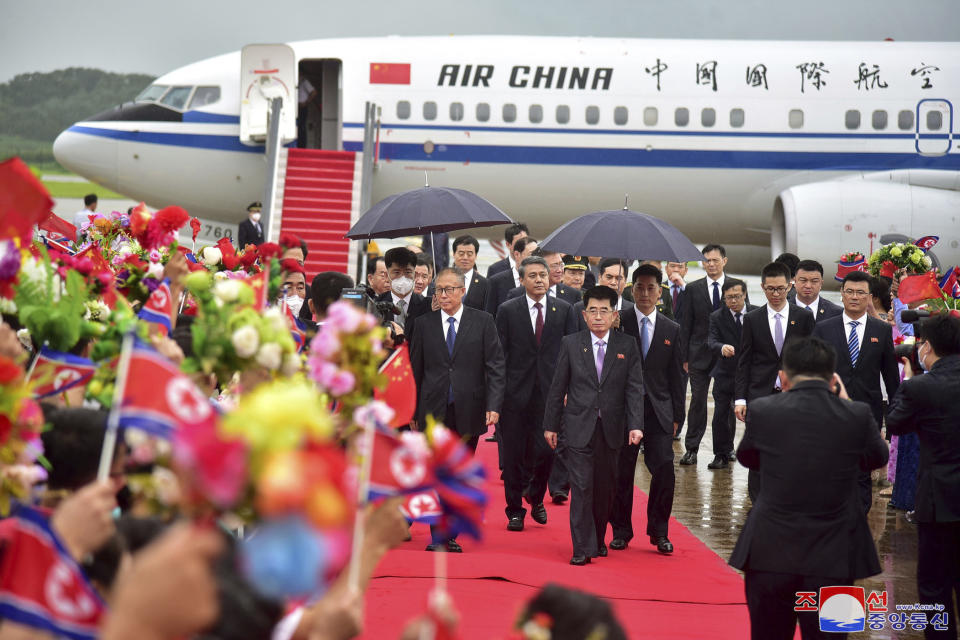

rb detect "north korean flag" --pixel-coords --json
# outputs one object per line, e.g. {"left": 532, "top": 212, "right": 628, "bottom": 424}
{"left": 366, "top": 426, "right": 435, "bottom": 501}
{"left": 914, "top": 235, "right": 939, "bottom": 251}
{"left": 137, "top": 278, "right": 173, "bottom": 336}
{"left": 369, "top": 62, "right": 411, "bottom": 85}
{"left": 939, "top": 266, "right": 960, "bottom": 299}
{"left": 282, "top": 300, "right": 307, "bottom": 352}
{"left": 117, "top": 339, "right": 215, "bottom": 439}
{"left": 399, "top": 490, "right": 443, "bottom": 525}
{"left": 31, "top": 347, "right": 96, "bottom": 399}
{"left": 0, "top": 504, "right": 105, "bottom": 640}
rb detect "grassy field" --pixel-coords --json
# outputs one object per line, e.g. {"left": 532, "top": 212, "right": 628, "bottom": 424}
{"left": 0, "top": 140, "right": 127, "bottom": 200}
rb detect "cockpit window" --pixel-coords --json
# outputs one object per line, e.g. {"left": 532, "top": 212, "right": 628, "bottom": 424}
{"left": 189, "top": 86, "right": 221, "bottom": 109}
{"left": 136, "top": 84, "right": 169, "bottom": 102}
{"left": 159, "top": 86, "right": 193, "bottom": 111}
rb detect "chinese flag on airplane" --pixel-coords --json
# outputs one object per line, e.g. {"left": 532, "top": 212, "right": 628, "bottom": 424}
{"left": 0, "top": 157, "right": 54, "bottom": 242}
{"left": 369, "top": 62, "right": 411, "bottom": 85}
{"left": 898, "top": 271, "right": 944, "bottom": 305}
{"left": 373, "top": 344, "right": 416, "bottom": 428}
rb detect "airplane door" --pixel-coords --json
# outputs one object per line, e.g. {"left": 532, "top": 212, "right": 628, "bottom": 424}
{"left": 915, "top": 99, "right": 953, "bottom": 156}
{"left": 298, "top": 59, "right": 342, "bottom": 150}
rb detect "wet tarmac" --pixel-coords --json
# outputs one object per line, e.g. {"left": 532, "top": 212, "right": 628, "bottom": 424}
{"left": 633, "top": 390, "right": 925, "bottom": 640}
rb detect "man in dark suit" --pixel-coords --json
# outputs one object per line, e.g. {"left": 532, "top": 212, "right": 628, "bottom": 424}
{"left": 486, "top": 222, "right": 528, "bottom": 279}
{"left": 735, "top": 262, "right": 815, "bottom": 500}
{"left": 450, "top": 234, "right": 490, "bottom": 311}
{"left": 813, "top": 270, "right": 899, "bottom": 513}
{"left": 705, "top": 278, "right": 756, "bottom": 469}
{"left": 679, "top": 244, "right": 729, "bottom": 465}
{"left": 610, "top": 265, "right": 684, "bottom": 555}
{"left": 506, "top": 250, "right": 581, "bottom": 306}
{"left": 573, "top": 258, "right": 628, "bottom": 331}
{"left": 410, "top": 267, "right": 505, "bottom": 552}
{"left": 793, "top": 259, "right": 843, "bottom": 323}
{"left": 486, "top": 237, "right": 538, "bottom": 317}
{"left": 664, "top": 261, "right": 688, "bottom": 323}
{"left": 887, "top": 313, "right": 960, "bottom": 638}
{"left": 497, "top": 256, "right": 577, "bottom": 531}
{"left": 375, "top": 247, "right": 430, "bottom": 333}
{"left": 543, "top": 286, "right": 644, "bottom": 566}
{"left": 237, "top": 202, "right": 264, "bottom": 248}
{"left": 730, "top": 336, "right": 887, "bottom": 640}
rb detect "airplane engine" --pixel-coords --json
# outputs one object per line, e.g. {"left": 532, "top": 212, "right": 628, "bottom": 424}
{"left": 771, "top": 170, "right": 960, "bottom": 288}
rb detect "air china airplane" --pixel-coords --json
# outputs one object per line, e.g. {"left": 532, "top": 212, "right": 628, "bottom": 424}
{"left": 53, "top": 36, "right": 960, "bottom": 274}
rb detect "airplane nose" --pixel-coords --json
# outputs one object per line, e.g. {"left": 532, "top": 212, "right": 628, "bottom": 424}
{"left": 53, "top": 125, "right": 118, "bottom": 188}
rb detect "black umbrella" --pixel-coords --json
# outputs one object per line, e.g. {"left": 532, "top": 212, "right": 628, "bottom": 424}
{"left": 345, "top": 185, "right": 513, "bottom": 239}
{"left": 540, "top": 207, "right": 704, "bottom": 262}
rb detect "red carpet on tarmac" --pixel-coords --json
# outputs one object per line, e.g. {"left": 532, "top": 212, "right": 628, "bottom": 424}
{"left": 361, "top": 440, "right": 751, "bottom": 638}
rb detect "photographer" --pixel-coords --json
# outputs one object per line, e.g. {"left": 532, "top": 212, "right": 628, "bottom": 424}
{"left": 376, "top": 247, "right": 431, "bottom": 347}
{"left": 887, "top": 312, "right": 960, "bottom": 639}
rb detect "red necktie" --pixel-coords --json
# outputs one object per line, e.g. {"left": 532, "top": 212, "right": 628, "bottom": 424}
{"left": 672, "top": 286, "right": 679, "bottom": 311}
{"left": 534, "top": 302, "right": 544, "bottom": 345}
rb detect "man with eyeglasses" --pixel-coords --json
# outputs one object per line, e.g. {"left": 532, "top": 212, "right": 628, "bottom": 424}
{"left": 793, "top": 259, "right": 842, "bottom": 323}
{"left": 543, "top": 286, "right": 643, "bottom": 566}
{"left": 814, "top": 270, "right": 899, "bottom": 513}
{"left": 735, "top": 262, "right": 815, "bottom": 500}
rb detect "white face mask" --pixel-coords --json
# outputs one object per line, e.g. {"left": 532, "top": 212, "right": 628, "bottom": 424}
{"left": 251, "top": 213, "right": 262, "bottom": 223}
{"left": 283, "top": 295, "right": 303, "bottom": 317}
{"left": 391, "top": 276, "right": 414, "bottom": 297}
{"left": 918, "top": 342, "right": 931, "bottom": 372}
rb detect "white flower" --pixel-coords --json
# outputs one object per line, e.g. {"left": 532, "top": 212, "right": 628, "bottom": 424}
{"left": 213, "top": 279, "right": 243, "bottom": 304}
{"left": 16, "top": 328, "right": 31, "bottom": 350}
{"left": 231, "top": 325, "right": 260, "bottom": 358}
{"left": 255, "top": 342, "right": 282, "bottom": 370}
{"left": 923, "top": 256, "right": 933, "bottom": 268}
{"left": 116, "top": 242, "right": 136, "bottom": 258}
{"left": 152, "top": 466, "right": 182, "bottom": 505}
{"left": 0, "top": 297, "right": 16, "bottom": 314}
{"left": 264, "top": 307, "right": 288, "bottom": 333}
{"left": 147, "top": 262, "right": 164, "bottom": 280}
{"left": 213, "top": 270, "right": 229, "bottom": 281}
{"left": 281, "top": 352, "right": 301, "bottom": 376}
{"left": 84, "top": 299, "right": 110, "bottom": 321}
{"left": 201, "top": 246, "right": 222, "bottom": 266}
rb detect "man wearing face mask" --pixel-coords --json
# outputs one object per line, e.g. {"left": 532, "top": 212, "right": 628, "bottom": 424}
{"left": 238, "top": 202, "right": 265, "bottom": 248}
{"left": 377, "top": 247, "right": 430, "bottom": 336}
{"left": 279, "top": 260, "right": 307, "bottom": 318}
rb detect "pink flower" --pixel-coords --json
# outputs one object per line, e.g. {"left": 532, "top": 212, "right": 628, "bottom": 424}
{"left": 173, "top": 419, "right": 248, "bottom": 508}
{"left": 149, "top": 249, "right": 162, "bottom": 263}
{"left": 310, "top": 360, "right": 339, "bottom": 388}
{"left": 328, "top": 370, "right": 355, "bottom": 396}
{"left": 325, "top": 301, "right": 362, "bottom": 333}
{"left": 310, "top": 329, "right": 341, "bottom": 360}
{"left": 354, "top": 400, "right": 395, "bottom": 428}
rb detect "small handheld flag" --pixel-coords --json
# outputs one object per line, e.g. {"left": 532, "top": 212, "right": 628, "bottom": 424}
{"left": 138, "top": 278, "right": 173, "bottom": 336}
{"left": 30, "top": 347, "right": 96, "bottom": 399}
{"left": 914, "top": 235, "right": 939, "bottom": 251}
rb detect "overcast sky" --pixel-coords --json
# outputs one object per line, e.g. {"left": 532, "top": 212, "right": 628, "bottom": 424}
{"left": 2, "top": 0, "right": 957, "bottom": 82}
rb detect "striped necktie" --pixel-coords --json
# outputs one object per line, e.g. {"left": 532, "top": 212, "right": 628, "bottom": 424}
{"left": 848, "top": 320, "right": 860, "bottom": 366}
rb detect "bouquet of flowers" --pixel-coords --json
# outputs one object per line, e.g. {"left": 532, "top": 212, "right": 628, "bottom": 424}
{"left": 0, "top": 239, "right": 22, "bottom": 317}
{"left": 868, "top": 242, "right": 933, "bottom": 279}
{"left": 198, "top": 237, "right": 263, "bottom": 275}
{"left": 0, "top": 357, "right": 47, "bottom": 515}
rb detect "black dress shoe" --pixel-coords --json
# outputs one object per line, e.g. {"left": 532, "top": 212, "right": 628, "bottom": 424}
{"left": 597, "top": 545, "right": 608, "bottom": 557}
{"left": 679, "top": 451, "right": 697, "bottom": 465}
{"left": 507, "top": 516, "right": 524, "bottom": 531}
{"left": 550, "top": 492, "right": 568, "bottom": 505}
{"left": 425, "top": 543, "right": 444, "bottom": 552}
{"left": 570, "top": 555, "right": 591, "bottom": 566}
{"left": 609, "top": 538, "right": 628, "bottom": 551}
{"left": 446, "top": 540, "right": 463, "bottom": 552}
{"left": 650, "top": 535, "right": 674, "bottom": 554}
{"left": 530, "top": 503, "right": 547, "bottom": 525}
{"left": 484, "top": 435, "right": 497, "bottom": 442}
{"left": 707, "top": 455, "right": 729, "bottom": 469}
{"left": 725, "top": 452, "right": 737, "bottom": 462}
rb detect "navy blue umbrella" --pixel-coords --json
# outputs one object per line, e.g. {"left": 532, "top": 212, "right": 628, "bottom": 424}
{"left": 345, "top": 186, "right": 513, "bottom": 239}
{"left": 540, "top": 208, "right": 704, "bottom": 262}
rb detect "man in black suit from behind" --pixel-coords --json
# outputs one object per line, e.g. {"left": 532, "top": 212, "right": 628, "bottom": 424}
{"left": 705, "top": 278, "right": 756, "bottom": 469}
{"left": 887, "top": 313, "right": 960, "bottom": 638}
{"left": 497, "top": 256, "right": 577, "bottom": 532}
{"left": 486, "top": 222, "right": 529, "bottom": 279}
{"left": 237, "top": 202, "right": 264, "bottom": 248}
{"left": 679, "top": 244, "right": 728, "bottom": 464}
{"left": 813, "top": 270, "right": 899, "bottom": 513}
{"left": 610, "top": 265, "right": 684, "bottom": 555}
{"left": 486, "top": 237, "right": 538, "bottom": 317}
{"left": 450, "top": 234, "right": 490, "bottom": 311}
{"left": 506, "top": 250, "right": 582, "bottom": 306}
{"left": 730, "top": 336, "right": 887, "bottom": 640}
{"left": 410, "top": 267, "right": 506, "bottom": 552}
{"left": 543, "top": 286, "right": 644, "bottom": 566}
{"left": 793, "top": 259, "right": 843, "bottom": 323}
{"left": 735, "top": 262, "right": 815, "bottom": 500}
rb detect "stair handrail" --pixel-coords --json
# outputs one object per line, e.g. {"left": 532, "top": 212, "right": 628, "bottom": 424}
{"left": 261, "top": 96, "right": 285, "bottom": 242}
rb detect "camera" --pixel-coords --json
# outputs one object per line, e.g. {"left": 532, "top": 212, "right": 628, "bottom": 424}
{"left": 894, "top": 309, "right": 931, "bottom": 371}
{"left": 338, "top": 286, "right": 403, "bottom": 344}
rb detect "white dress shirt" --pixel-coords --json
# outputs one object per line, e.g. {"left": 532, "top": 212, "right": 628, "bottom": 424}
{"left": 797, "top": 296, "right": 820, "bottom": 316}
{"left": 527, "top": 294, "right": 546, "bottom": 333}
{"left": 462, "top": 268, "right": 474, "bottom": 296}
{"left": 391, "top": 291, "right": 412, "bottom": 320}
{"left": 766, "top": 304, "right": 790, "bottom": 344}
{"left": 842, "top": 312, "right": 867, "bottom": 352}
{"left": 441, "top": 304, "right": 465, "bottom": 340}
{"left": 73, "top": 208, "right": 93, "bottom": 229}
{"left": 591, "top": 330, "right": 611, "bottom": 366}
{"left": 707, "top": 275, "right": 725, "bottom": 301}
{"left": 512, "top": 268, "right": 521, "bottom": 288}
{"left": 634, "top": 306, "right": 657, "bottom": 337}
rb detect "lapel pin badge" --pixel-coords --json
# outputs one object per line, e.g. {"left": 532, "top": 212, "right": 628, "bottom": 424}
{"left": 583, "top": 347, "right": 589, "bottom": 353}
{"left": 617, "top": 353, "right": 625, "bottom": 359}
{"left": 552, "top": 307, "right": 556, "bottom": 312}
{"left": 664, "top": 339, "right": 671, "bottom": 345}
{"left": 870, "top": 337, "right": 879, "bottom": 343}
{"left": 790, "top": 320, "right": 796, "bottom": 325}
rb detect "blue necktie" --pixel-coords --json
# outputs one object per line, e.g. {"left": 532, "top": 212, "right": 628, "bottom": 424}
{"left": 848, "top": 320, "right": 860, "bottom": 366}
{"left": 446, "top": 317, "right": 457, "bottom": 403}
{"left": 641, "top": 316, "right": 651, "bottom": 358}
{"left": 712, "top": 281, "right": 720, "bottom": 311}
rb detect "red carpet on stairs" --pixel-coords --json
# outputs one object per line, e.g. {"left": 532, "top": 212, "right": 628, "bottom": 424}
{"left": 361, "top": 439, "right": 751, "bottom": 639}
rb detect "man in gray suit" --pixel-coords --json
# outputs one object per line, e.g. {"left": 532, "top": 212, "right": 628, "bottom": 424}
{"left": 544, "top": 286, "right": 644, "bottom": 566}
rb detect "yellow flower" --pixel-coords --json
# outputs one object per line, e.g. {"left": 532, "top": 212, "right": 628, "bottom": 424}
{"left": 910, "top": 252, "right": 922, "bottom": 264}
{"left": 890, "top": 247, "right": 902, "bottom": 257}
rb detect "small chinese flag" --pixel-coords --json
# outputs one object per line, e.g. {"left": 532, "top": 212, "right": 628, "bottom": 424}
{"left": 369, "top": 63, "right": 411, "bottom": 85}
{"left": 37, "top": 212, "right": 77, "bottom": 243}
{"left": 898, "top": 271, "right": 943, "bottom": 304}
{"left": 0, "top": 157, "right": 54, "bottom": 242}
{"left": 247, "top": 269, "right": 269, "bottom": 310}
{"left": 374, "top": 344, "right": 417, "bottom": 428}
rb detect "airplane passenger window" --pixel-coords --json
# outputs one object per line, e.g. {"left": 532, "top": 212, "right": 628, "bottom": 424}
{"left": 502, "top": 104, "right": 517, "bottom": 122}
{"left": 643, "top": 107, "right": 658, "bottom": 126}
{"left": 556, "top": 105, "right": 570, "bottom": 124}
{"left": 423, "top": 101, "right": 437, "bottom": 120}
{"left": 730, "top": 108, "right": 745, "bottom": 128}
{"left": 789, "top": 109, "right": 804, "bottom": 129}
{"left": 674, "top": 108, "right": 689, "bottom": 127}
{"left": 476, "top": 103, "right": 490, "bottom": 122}
{"left": 613, "top": 106, "right": 628, "bottom": 125}
{"left": 450, "top": 102, "right": 464, "bottom": 121}
{"left": 136, "top": 84, "right": 168, "bottom": 102}
{"left": 159, "top": 86, "right": 193, "bottom": 111}
{"left": 926, "top": 110, "right": 943, "bottom": 130}
{"left": 898, "top": 110, "right": 914, "bottom": 130}
{"left": 189, "top": 87, "right": 221, "bottom": 109}
{"left": 585, "top": 106, "right": 600, "bottom": 125}
{"left": 872, "top": 110, "right": 888, "bottom": 130}
{"left": 529, "top": 104, "right": 543, "bottom": 123}
{"left": 845, "top": 109, "right": 861, "bottom": 130}
{"left": 701, "top": 108, "right": 716, "bottom": 127}
{"left": 397, "top": 101, "right": 411, "bottom": 120}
